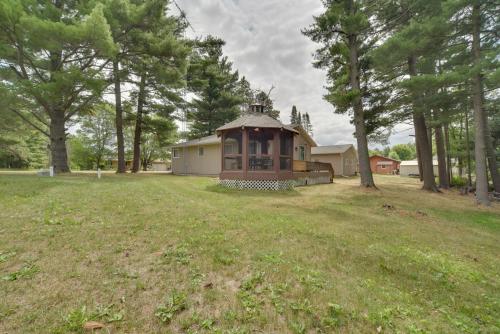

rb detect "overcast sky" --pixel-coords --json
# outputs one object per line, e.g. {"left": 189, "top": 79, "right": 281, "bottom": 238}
{"left": 175, "top": 0, "right": 414, "bottom": 147}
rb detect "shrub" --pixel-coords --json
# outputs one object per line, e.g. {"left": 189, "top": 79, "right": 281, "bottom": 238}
{"left": 451, "top": 176, "right": 467, "bottom": 188}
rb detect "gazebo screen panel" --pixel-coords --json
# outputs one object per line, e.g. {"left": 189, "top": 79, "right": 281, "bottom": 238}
{"left": 248, "top": 129, "right": 274, "bottom": 171}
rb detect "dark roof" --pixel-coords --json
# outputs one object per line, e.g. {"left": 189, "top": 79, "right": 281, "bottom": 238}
{"left": 216, "top": 113, "right": 298, "bottom": 134}
{"left": 370, "top": 155, "right": 401, "bottom": 162}
{"left": 311, "top": 144, "right": 354, "bottom": 155}
{"left": 170, "top": 135, "right": 220, "bottom": 148}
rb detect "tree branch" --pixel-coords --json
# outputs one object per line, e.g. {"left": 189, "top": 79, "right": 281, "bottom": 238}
{"left": 9, "top": 108, "right": 50, "bottom": 137}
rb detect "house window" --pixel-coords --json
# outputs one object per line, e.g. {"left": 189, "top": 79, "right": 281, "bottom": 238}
{"left": 299, "top": 145, "right": 305, "bottom": 161}
{"left": 199, "top": 147, "right": 204, "bottom": 156}
{"left": 223, "top": 131, "right": 242, "bottom": 170}
{"left": 381, "top": 165, "right": 386, "bottom": 169}
{"left": 173, "top": 148, "right": 180, "bottom": 158}
{"left": 280, "top": 132, "right": 293, "bottom": 170}
{"left": 248, "top": 129, "right": 274, "bottom": 171}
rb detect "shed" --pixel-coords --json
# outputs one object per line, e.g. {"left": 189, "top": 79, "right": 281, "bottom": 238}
{"left": 400, "top": 160, "right": 439, "bottom": 177}
{"left": 311, "top": 144, "right": 358, "bottom": 177}
{"left": 369, "top": 155, "right": 400, "bottom": 174}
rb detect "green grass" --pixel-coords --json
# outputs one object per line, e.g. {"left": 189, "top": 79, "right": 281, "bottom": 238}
{"left": 0, "top": 173, "right": 499, "bottom": 333}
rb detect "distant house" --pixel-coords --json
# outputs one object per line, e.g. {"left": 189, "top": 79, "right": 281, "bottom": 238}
{"left": 400, "top": 160, "right": 439, "bottom": 177}
{"left": 171, "top": 123, "right": 318, "bottom": 176}
{"left": 311, "top": 145, "right": 358, "bottom": 177}
{"left": 151, "top": 160, "right": 171, "bottom": 171}
{"left": 369, "top": 155, "right": 400, "bottom": 174}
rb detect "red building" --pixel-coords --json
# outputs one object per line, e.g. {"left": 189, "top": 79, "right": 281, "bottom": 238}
{"left": 369, "top": 155, "right": 401, "bottom": 174}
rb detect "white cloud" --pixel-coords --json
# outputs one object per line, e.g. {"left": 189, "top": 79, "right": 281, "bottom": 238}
{"left": 175, "top": 0, "right": 409, "bottom": 147}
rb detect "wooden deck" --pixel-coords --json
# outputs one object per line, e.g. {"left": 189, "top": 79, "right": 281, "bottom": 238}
{"left": 293, "top": 160, "right": 334, "bottom": 184}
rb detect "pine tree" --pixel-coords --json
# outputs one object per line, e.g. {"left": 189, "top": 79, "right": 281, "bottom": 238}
{"left": 0, "top": 0, "right": 116, "bottom": 173}
{"left": 305, "top": 112, "right": 313, "bottom": 136}
{"left": 291, "top": 106, "right": 299, "bottom": 124}
{"left": 303, "top": 0, "right": 379, "bottom": 188}
{"left": 371, "top": 1, "right": 448, "bottom": 191}
{"left": 254, "top": 90, "right": 280, "bottom": 119}
{"left": 125, "top": 1, "right": 189, "bottom": 173}
{"left": 187, "top": 36, "right": 245, "bottom": 137}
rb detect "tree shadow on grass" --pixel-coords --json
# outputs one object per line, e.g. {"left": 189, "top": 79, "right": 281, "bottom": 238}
{"left": 205, "top": 184, "right": 302, "bottom": 198}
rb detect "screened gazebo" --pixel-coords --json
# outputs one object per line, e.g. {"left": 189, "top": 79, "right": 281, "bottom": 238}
{"left": 216, "top": 104, "right": 320, "bottom": 190}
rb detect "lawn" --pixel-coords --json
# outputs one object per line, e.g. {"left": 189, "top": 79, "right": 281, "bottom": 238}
{"left": 0, "top": 174, "right": 499, "bottom": 334}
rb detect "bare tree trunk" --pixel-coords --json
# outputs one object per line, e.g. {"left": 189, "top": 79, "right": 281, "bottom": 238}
{"left": 132, "top": 74, "right": 146, "bottom": 173}
{"left": 465, "top": 110, "right": 473, "bottom": 187}
{"left": 49, "top": 43, "right": 70, "bottom": 173}
{"left": 348, "top": 34, "right": 375, "bottom": 188}
{"left": 458, "top": 116, "right": 464, "bottom": 177}
{"left": 408, "top": 55, "right": 439, "bottom": 192}
{"left": 49, "top": 111, "right": 70, "bottom": 173}
{"left": 113, "top": 60, "right": 126, "bottom": 174}
{"left": 435, "top": 123, "right": 449, "bottom": 188}
{"left": 471, "top": 3, "right": 490, "bottom": 205}
{"left": 415, "top": 135, "right": 423, "bottom": 181}
{"left": 444, "top": 123, "right": 452, "bottom": 183}
{"left": 483, "top": 113, "right": 500, "bottom": 192}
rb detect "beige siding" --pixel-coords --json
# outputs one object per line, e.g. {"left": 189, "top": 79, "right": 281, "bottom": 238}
{"left": 311, "top": 148, "right": 358, "bottom": 177}
{"left": 172, "top": 144, "right": 221, "bottom": 176}
{"left": 400, "top": 164, "right": 439, "bottom": 177}
{"left": 342, "top": 147, "right": 358, "bottom": 176}
{"left": 311, "top": 153, "right": 343, "bottom": 176}
{"left": 293, "top": 134, "right": 312, "bottom": 161}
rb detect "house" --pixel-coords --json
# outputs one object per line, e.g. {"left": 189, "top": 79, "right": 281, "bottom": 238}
{"left": 151, "top": 160, "right": 171, "bottom": 171}
{"left": 171, "top": 120, "right": 318, "bottom": 176}
{"left": 110, "top": 159, "right": 134, "bottom": 170}
{"left": 400, "top": 160, "right": 439, "bottom": 177}
{"left": 311, "top": 144, "right": 358, "bottom": 177}
{"left": 171, "top": 104, "right": 333, "bottom": 189}
{"left": 369, "top": 155, "right": 400, "bottom": 174}
{"left": 171, "top": 135, "right": 221, "bottom": 176}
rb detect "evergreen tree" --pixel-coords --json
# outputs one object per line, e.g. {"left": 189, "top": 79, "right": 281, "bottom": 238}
{"left": 254, "top": 90, "right": 280, "bottom": 119}
{"left": 126, "top": 1, "right": 189, "bottom": 173}
{"left": 303, "top": 0, "right": 380, "bottom": 188}
{"left": 187, "top": 36, "right": 244, "bottom": 138}
{"left": 290, "top": 106, "right": 299, "bottom": 124}
{"left": 371, "top": 0, "right": 447, "bottom": 191}
{"left": 0, "top": 0, "right": 116, "bottom": 173}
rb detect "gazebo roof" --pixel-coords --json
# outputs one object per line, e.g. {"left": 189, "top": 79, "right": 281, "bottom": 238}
{"left": 216, "top": 113, "right": 298, "bottom": 135}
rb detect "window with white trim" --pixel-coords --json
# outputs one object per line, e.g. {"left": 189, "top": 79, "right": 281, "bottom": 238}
{"left": 173, "top": 148, "right": 180, "bottom": 158}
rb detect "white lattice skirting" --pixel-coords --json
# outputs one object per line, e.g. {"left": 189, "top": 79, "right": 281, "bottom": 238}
{"left": 218, "top": 176, "right": 331, "bottom": 190}
{"left": 218, "top": 179, "right": 295, "bottom": 191}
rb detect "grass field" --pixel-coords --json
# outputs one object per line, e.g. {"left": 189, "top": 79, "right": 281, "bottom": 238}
{"left": 0, "top": 174, "right": 499, "bottom": 334}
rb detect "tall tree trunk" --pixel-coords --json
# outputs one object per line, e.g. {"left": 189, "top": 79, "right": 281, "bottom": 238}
{"left": 48, "top": 40, "right": 70, "bottom": 173}
{"left": 408, "top": 55, "right": 438, "bottom": 192}
{"left": 444, "top": 123, "right": 452, "bottom": 183}
{"left": 348, "top": 34, "right": 375, "bottom": 188}
{"left": 435, "top": 122, "right": 449, "bottom": 188}
{"left": 49, "top": 111, "right": 70, "bottom": 173}
{"left": 464, "top": 110, "right": 473, "bottom": 187}
{"left": 415, "top": 135, "right": 423, "bottom": 181}
{"left": 458, "top": 116, "right": 464, "bottom": 177}
{"left": 132, "top": 74, "right": 146, "bottom": 173}
{"left": 483, "top": 114, "right": 500, "bottom": 192}
{"left": 113, "top": 60, "right": 126, "bottom": 174}
{"left": 471, "top": 3, "right": 490, "bottom": 205}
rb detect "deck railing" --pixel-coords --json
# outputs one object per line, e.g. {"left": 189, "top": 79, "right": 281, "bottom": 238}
{"left": 293, "top": 160, "right": 334, "bottom": 181}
